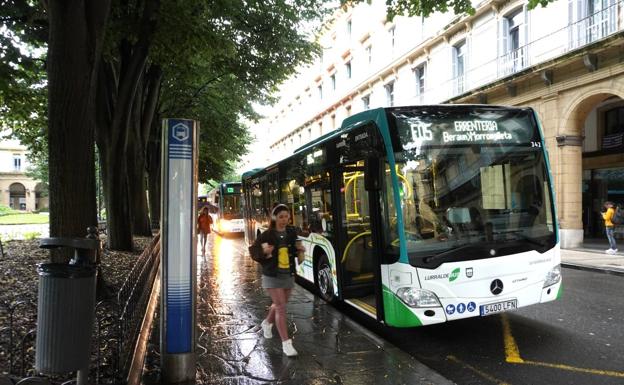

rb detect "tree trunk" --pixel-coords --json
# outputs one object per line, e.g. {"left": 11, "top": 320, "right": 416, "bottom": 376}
{"left": 101, "top": 143, "right": 133, "bottom": 250}
{"left": 127, "top": 115, "right": 152, "bottom": 236}
{"left": 129, "top": 65, "right": 162, "bottom": 236}
{"left": 94, "top": 0, "right": 160, "bottom": 249}
{"left": 47, "top": 0, "right": 110, "bottom": 262}
{"left": 147, "top": 120, "right": 162, "bottom": 230}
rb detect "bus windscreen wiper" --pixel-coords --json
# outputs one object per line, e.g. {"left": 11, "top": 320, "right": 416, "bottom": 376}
{"left": 422, "top": 243, "right": 488, "bottom": 265}
{"left": 502, "top": 231, "right": 546, "bottom": 248}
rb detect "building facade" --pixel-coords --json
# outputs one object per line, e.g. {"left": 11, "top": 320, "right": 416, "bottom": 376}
{"left": 0, "top": 139, "right": 47, "bottom": 211}
{"left": 249, "top": 0, "right": 624, "bottom": 248}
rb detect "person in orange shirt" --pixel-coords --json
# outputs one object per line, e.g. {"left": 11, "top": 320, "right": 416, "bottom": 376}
{"left": 601, "top": 201, "right": 617, "bottom": 254}
{"left": 197, "top": 206, "right": 213, "bottom": 256}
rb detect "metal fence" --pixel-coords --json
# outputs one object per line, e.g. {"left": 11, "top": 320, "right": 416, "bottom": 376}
{"left": 0, "top": 234, "right": 160, "bottom": 385}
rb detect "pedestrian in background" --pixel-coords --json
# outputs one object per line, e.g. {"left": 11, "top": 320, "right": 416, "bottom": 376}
{"left": 251, "top": 203, "right": 304, "bottom": 356}
{"left": 602, "top": 201, "right": 617, "bottom": 254}
{"left": 197, "top": 206, "right": 213, "bottom": 256}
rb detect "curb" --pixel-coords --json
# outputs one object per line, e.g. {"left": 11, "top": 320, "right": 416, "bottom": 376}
{"left": 561, "top": 262, "right": 624, "bottom": 277}
{"left": 339, "top": 311, "right": 457, "bottom": 385}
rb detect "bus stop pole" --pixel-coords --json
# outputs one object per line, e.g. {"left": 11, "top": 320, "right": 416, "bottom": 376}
{"left": 161, "top": 118, "right": 198, "bottom": 383}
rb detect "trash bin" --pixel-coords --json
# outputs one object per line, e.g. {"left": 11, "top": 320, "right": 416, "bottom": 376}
{"left": 35, "top": 236, "right": 100, "bottom": 375}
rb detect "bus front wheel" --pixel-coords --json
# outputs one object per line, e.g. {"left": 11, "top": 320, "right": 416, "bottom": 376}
{"left": 316, "top": 254, "right": 335, "bottom": 303}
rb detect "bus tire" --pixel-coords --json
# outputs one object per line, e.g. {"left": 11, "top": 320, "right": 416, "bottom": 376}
{"left": 315, "top": 254, "right": 335, "bottom": 303}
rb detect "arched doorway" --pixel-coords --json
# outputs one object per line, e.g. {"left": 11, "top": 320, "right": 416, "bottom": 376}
{"left": 9, "top": 183, "right": 26, "bottom": 211}
{"left": 563, "top": 92, "right": 624, "bottom": 243}
{"left": 34, "top": 183, "right": 48, "bottom": 211}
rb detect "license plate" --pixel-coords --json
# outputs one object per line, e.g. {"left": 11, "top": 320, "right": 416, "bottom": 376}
{"left": 480, "top": 299, "right": 517, "bottom": 316}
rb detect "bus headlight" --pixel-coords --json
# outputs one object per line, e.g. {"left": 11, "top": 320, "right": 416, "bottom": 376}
{"left": 396, "top": 287, "right": 441, "bottom": 308}
{"left": 543, "top": 264, "right": 561, "bottom": 288}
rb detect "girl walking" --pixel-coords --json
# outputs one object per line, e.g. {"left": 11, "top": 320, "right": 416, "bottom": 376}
{"left": 252, "top": 203, "right": 304, "bottom": 356}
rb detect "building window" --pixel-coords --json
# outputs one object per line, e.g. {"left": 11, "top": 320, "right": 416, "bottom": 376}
{"left": 331, "top": 114, "right": 336, "bottom": 130}
{"left": 318, "top": 84, "right": 323, "bottom": 100}
{"left": 605, "top": 106, "right": 624, "bottom": 135}
{"left": 453, "top": 41, "right": 466, "bottom": 94}
{"left": 319, "top": 121, "right": 323, "bottom": 135}
{"left": 345, "top": 61, "right": 352, "bottom": 79}
{"left": 13, "top": 154, "right": 21, "bottom": 172}
{"left": 501, "top": 7, "right": 527, "bottom": 75}
{"left": 602, "top": 106, "right": 624, "bottom": 149}
{"left": 308, "top": 127, "right": 312, "bottom": 139}
{"left": 347, "top": 19, "right": 352, "bottom": 38}
{"left": 389, "top": 26, "right": 396, "bottom": 50}
{"left": 331, "top": 74, "right": 336, "bottom": 90}
{"left": 346, "top": 105, "right": 352, "bottom": 117}
{"left": 385, "top": 81, "right": 395, "bottom": 107}
{"left": 366, "top": 45, "right": 372, "bottom": 65}
{"left": 569, "top": 0, "right": 617, "bottom": 49}
{"left": 414, "top": 63, "right": 426, "bottom": 100}
{"left": 362, "top": 95, "right": 370, "bottom": 110}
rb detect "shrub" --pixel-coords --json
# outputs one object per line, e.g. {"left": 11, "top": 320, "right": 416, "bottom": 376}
{"left": 24, "top": 231, "right": 41, "bottom": 240}
{"left": 0, "top": 205, "right": 20, "bottom": 217}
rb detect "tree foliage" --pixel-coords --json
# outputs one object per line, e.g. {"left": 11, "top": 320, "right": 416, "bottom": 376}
{"left": 1, "top": 0, "right": 563, "bottom": 246}
{"left": 0, "top": 1, "right": 47, "bottom": 160}
{"left": 154, "top": 0, "right": 325, "bottom": 182}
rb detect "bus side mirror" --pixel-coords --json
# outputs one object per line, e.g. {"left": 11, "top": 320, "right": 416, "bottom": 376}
{"left": 365, "top": 158, "right": 381, "bottom": 191}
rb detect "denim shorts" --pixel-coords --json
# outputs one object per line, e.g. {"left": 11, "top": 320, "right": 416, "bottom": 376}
{"left": 262, "top": 273, "right": 294, "bottom": 289}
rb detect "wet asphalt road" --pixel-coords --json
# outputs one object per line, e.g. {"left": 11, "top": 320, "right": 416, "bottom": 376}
{"left": 201, "top": 235, "right": 624, "bottom": 385}
{"left": 335, "top": 266, "right": 624, "bottom": 385}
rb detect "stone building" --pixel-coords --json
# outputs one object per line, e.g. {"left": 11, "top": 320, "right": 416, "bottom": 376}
{"left": 0, "top": 138, "right": 48, "bottom": 211}
{"left": 249, "top": 0, "right": 624, "bottom": 248}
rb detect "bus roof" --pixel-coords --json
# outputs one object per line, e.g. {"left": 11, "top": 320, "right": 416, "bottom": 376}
{"left": 242, "top": 104, "right": 535, "bottom": 181}
{"left": 241, "top": 169, "right": 264, "bottom": 179}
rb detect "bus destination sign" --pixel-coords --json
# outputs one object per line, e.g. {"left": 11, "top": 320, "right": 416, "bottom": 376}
{"left": 395, "top": 110, "right": 538, "bottom": 149}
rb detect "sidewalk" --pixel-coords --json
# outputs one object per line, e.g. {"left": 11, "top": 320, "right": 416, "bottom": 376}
{"left": 0, "top": 223, "right": 49, "bottom": 240}
{"left": 140, "top": 237, "right": 623, "bottom": 385}
{"left": 561, "top": 244, "right": 624, "bottom": 275}
{"left": 143, "top": 235, "right": 454, "bottom": 385}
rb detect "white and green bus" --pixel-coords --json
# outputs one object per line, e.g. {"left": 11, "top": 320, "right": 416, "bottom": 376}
{"left": 242, "top": 105, "right": 561, "bottom": 328}
{"left": 208, "top": 182, "right": 245, "bottom": 235}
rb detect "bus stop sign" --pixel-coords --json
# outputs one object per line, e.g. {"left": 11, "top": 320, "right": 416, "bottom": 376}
{"left": 161, "top": 118, "right": 198, "bottom": 383}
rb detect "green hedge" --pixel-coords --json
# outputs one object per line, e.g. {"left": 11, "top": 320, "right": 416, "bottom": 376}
{"left": 0, "top": 205, "right": 22, "bottom": 217}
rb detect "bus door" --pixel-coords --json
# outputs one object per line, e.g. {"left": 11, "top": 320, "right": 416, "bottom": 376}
{"left": 335, "top": 160, "right": 381, "bottom": 317}
{"left": 305, "top": 176, "right": 334, "bottom": 243}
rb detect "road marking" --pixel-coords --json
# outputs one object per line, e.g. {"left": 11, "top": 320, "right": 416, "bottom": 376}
{"left": 501, "top": 314, "right": 624, "bottom": 378}
{"left": 447, "top": 355, "right": 512, "bottom": 385}
{"left": 501, "top": 314, "right": 523, "bottom": 363}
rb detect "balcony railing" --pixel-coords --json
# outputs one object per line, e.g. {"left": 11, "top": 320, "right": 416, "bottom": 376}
{"left": 498, "top": 45, "right": 529, "bottom": 77}
{"left": 270, "top": 1, "right": 623, "bottom": 155}
{"left": 569, "top": 4, "right": 618, "bottom": 49}
{"left": 421, "top": 1, "right": 621, "bottom": 104}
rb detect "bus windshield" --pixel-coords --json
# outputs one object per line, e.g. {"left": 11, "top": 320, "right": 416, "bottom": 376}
{"left": 385, "top": 107, "right": 556, "bottom": 266}
{"left": 221, "top": 193, "right": 242, "bottom": 219}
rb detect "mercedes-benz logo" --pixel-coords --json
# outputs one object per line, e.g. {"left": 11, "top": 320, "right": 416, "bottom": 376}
{"left": 490, "top": 279, "right": 504, "bottom": 295}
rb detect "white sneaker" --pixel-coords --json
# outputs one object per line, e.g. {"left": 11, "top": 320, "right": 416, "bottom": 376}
{"left": 282, "top": 339, "right": 298, "bottom": 357}
{"left": 606, "top": 249, "right": 614, "bottom": 254}
{"left": 613, "top": 248, "right": 618, "bottom": 254}
{"left": 261, "top": 319, "right": 273, "bottom": 338}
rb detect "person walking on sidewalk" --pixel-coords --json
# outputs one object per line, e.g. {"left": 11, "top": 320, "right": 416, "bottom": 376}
{"left": 252, "top": 203, "right": 305, "bottom": 356}
{"left": 197, "top": 206, "right": 213, "bottom": 256}
{"left": 602, "top": 201, "right": 618, "bottom": 254}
